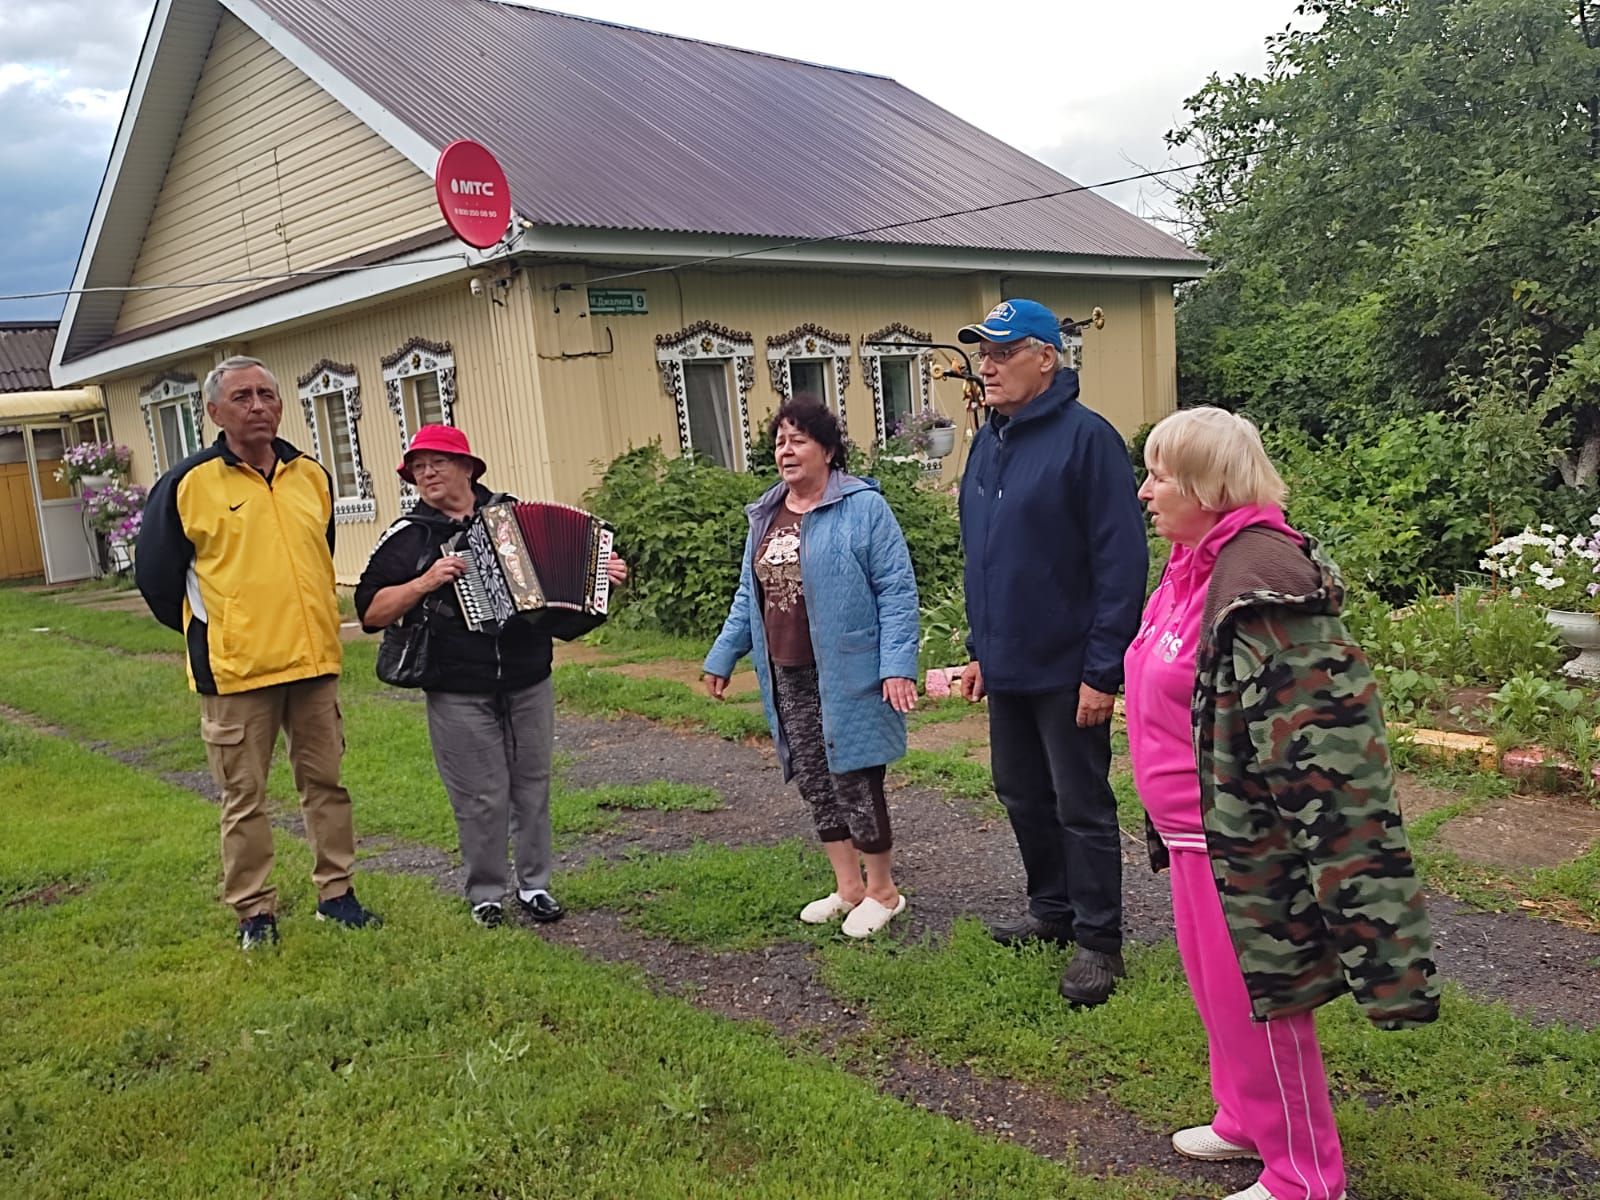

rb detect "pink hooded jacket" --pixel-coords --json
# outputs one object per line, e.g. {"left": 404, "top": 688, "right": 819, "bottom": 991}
{"left": 1123, "top": 503, "right": 1302, "bottom": 848}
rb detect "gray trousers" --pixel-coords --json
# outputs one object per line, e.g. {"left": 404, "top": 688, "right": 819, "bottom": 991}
{"left": 425, "top": 678, "right": 554, "bottom": 906}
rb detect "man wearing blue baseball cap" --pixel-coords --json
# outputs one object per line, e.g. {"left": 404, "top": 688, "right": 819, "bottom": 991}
{"left": 955, "top": 298, "right": 1147, "bottom": 1006}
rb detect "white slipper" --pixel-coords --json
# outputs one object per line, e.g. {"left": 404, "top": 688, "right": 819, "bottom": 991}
{"left": 799, "top": 892, "right": 857, "bottom": 924}
{"left": 1222, "top": 1184, "right": 1345, "bottom": 1200}
{"left": 1171, "top": 1124, "right": 1260, "bottom": 1162}
{"left": 841, "top": 894, "right": 906, "bottom": 938}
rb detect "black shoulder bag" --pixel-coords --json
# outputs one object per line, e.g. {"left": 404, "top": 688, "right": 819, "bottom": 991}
{"left": 376, "top": 543, "right": 451, "bottom": 689}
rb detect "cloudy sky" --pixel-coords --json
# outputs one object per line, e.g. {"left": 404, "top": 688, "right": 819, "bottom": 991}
{"left": 0, "top": 0, "right": 1303, "bottom": 321}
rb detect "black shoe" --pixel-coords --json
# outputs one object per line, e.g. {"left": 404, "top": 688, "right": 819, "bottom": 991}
{"left": 1059, "top": 948, "right": 1126, "bottom": 1006}
{"left": 988, "top": 912, "right": 1075, "bottom": 947}
{"left": 472, "top": 901, "right": 505, "bottom": 928}
{"left": 516, "top": 890, "right": 564, "bottom": 923}
{"left": 316, "top": 888, "right": 383, "bottom": 929}
{"left": 237, "top": 912, "right": 278, "bottom": 951}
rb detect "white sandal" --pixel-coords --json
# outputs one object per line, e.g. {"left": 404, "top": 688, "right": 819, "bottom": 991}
{"left": 841, "top": 894, "right": 906, "bottom": 938}
{"left": 799, "top": 892, "right": 857, "bottom": 924}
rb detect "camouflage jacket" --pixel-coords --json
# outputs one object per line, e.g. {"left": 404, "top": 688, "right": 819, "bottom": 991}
{"left": 1147, "top": 528, "right": 1440, "bottom": 1030}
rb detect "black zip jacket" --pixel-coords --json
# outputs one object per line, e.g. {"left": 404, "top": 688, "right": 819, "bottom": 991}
{"left": 353, "top": 484, "right": 552, "bottom": 694}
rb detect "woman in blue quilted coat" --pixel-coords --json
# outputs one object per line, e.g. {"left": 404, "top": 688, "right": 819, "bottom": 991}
{"left": 704, "top": 395, "right": 920, "bottom": 938}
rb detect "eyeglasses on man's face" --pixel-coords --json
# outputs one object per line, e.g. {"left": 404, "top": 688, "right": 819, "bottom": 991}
{"left": 974, "top": 342, "right": 1035, "bottom": 366}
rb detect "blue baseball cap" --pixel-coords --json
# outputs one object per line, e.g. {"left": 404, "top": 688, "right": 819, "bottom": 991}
{"left": 957, "top": 299, "right": 1063, "bottom": 348}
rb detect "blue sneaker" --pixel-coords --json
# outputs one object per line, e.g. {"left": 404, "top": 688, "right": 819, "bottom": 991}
{"left": 237, "top": 912, "right": 278, "bottom": 951}
{"left": 315, "top": 888, "right": 382, "bottom": 929}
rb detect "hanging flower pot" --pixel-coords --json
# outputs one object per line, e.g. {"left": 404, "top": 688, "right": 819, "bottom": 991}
{"left": 925, "top": 425, "right": 957, "bottom": 458}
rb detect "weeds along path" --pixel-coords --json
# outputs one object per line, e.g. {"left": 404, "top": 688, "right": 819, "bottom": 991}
{"left": 3, "top": 589, "right": 1599, "bottom": 1199}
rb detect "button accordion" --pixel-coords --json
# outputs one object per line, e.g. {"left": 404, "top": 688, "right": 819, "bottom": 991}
{"left": 446, "top": 501, "right": 615, "bottom": 640}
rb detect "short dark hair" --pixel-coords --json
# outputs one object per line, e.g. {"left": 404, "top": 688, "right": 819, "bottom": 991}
{"left": 767, "top": 394, "right": 847, "bottom": 471}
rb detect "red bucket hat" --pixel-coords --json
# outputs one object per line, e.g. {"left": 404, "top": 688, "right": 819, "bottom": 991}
{"left": 398, "top": 424, "right": 487, "bottom": 483}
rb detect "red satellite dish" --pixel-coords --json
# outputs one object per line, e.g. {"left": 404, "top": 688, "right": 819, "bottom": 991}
{"left": 435, "top": 140, "right": 513, "bottom": 249}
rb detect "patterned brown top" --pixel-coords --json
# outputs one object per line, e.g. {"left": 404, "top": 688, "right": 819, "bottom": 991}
{"left": 756, "top": 504, "right": 813, "bottom": 666}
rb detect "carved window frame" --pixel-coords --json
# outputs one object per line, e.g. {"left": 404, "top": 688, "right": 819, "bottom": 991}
{"left": 859, "top": 323, "right": 933, "bottom": 447}
{"left": 1063, "top": 326, "right": 1085, "bottom": 372}
{"left": 296, "top": 359, "right": 376, "bottom": 524}
{"left": 766, "top": 325, "right": 851, "bottom": 429}
{"left": 656, "top": 321, "right": 756, "bottom": 470}
{"left": 381, "top": 338, "right": 456, "bottom": 511}
{"left": 138, "top": 372, "right": 203, "bottom": 475}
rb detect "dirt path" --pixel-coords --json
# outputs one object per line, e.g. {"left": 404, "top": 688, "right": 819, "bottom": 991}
{"left": 551, "top": 713, "right": 1600, "bottom": 1031}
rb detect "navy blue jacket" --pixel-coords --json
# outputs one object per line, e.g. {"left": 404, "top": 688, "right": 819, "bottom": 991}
{"left": 958, "top": 370, "right": 1147, "bottom": 695}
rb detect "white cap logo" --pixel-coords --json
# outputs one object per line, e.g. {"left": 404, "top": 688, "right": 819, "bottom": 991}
{"left": 988, "top": 302, "right": 1015, "bottom": 322}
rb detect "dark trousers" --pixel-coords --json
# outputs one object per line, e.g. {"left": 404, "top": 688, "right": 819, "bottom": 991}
{"left": 988, "top": 685, "right": 1123, "bottom": 952}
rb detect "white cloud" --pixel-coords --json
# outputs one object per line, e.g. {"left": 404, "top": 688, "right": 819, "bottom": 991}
{"left": 0, "top": 0, "right": 1307, "bottom": 316}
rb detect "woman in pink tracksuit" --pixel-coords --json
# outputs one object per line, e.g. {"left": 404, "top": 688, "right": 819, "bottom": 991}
{"left": 1124, "top": 407, "right": 1437, "bottom": 1200}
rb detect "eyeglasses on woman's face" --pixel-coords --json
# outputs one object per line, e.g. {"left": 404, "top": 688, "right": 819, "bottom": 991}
{"left": 409, "top": 454, "right": 461, "bottom": 477}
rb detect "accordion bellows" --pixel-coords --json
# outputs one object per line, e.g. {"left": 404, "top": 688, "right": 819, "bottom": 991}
{"left": 447, "top": 501, "right": 615, "bottom": 640}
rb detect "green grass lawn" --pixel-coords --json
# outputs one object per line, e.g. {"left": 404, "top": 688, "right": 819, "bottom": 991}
{"left": 1, "top": 723, "right": 1143, "bottom": 1199}
{"left": 4, "top": 584, "right": 1599, "bottom": 1199}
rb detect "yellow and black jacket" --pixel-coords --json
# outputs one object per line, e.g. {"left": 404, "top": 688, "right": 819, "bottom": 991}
{"left": 135, "top": 434, "right": 342, "bottom": 695}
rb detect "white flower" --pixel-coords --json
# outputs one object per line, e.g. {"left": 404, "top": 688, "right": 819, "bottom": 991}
{"left": 1541, "top": 523, "right": 1556, "bottom": 533}
{"left": 1556, "top": 534, "right": 1570, "bottom": 546}
{"left": 1512, "top": 586, "right": 1524, "bottom": 598}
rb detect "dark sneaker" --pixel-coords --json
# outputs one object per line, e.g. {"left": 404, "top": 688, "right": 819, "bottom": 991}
{"left": 988, "top": 913, "right": 1075, "bottom": 947}
{"left": 472, "top": 901, "right": 505, "bottom": 929}
{"left": 1059, "top": 948, "right": 1126, "bottom": 1006}
{"left": 237, "top": 912, "right": 278, "bottom": 951}
{"left": 516, "top": 890, "right": 564, "bottom": 923}
{"left": 315, "top": 888, "right": 383, "bottom": 929}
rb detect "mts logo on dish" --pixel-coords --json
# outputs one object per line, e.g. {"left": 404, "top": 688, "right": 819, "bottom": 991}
{"left": 451, "top": 178, "right": 496, "bottom": 197}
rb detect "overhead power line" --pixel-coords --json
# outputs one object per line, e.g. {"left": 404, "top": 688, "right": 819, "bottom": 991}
{"left": 0, "top": 154, "right": 1242, "bottom": 306}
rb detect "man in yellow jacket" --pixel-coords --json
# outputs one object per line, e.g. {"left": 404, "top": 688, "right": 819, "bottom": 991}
{"left": 136, "top": 356, "right": 380, "bottom": 950}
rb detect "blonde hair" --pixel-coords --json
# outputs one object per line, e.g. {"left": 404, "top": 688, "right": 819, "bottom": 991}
{"left": 1143, "top": 406, "right": 1287, "bottom": 511}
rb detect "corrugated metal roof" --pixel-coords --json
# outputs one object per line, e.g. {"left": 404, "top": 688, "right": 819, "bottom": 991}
{"left": 251, "top": 0, "right": 1202, "bottom": 263}
{"left": 0, "top": 324, "right": 59, "bottom": 393}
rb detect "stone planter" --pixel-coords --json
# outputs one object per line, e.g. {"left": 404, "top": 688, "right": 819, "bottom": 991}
{"left": 79, "top": 473, "right": 113, "bottom": 490}
{"left": 1545, "top": 608, "right": 1600, "bottom": 679}
{"left": 924, "top": 425, "right": 957, "bottom": 458}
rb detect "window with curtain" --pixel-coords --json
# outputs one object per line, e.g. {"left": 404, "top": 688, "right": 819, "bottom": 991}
{"left": 318, "top": 390, "right": 360, "bottom": 498}
{"left": 403, "top": 372, "right": 445, "bottom": 433}
{"left": 684, "top": 361, "right": 737, "bottom": 470}
{"left": 880, "top": 357, "right": 916, "bottom": 437}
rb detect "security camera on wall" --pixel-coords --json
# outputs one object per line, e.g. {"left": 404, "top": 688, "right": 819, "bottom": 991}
{"left": 469, "top": 277, "right": 485, "bottom": 298}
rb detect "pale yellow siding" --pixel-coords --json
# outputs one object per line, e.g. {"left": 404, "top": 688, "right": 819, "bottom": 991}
{"left": 530, "top": 265, "right": 1162, "bottom": 494}
{"left": 103, "top": 261, "right": 1177, "bottom": 583}
{"left": 114, "top": 12, "right": 443, "bottom": 334}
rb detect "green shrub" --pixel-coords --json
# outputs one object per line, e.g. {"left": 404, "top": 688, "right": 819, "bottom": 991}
{"left": 918, "top": 585, "right": 967, "bottom": 671}
{"left": 585, "top": 444, "right": 962, "bottom": 642}
{"left": 865, "top": 456, "right": 963, "bottom": 601}
{"left": 1351, "top": 589, "right": 1566, "bottom": 717}
{"left": 585, "top": 445, "right": 767, "bottom": 639}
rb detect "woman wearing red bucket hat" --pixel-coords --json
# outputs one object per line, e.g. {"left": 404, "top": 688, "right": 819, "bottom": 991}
{"left": 355, "top": 426, "right": 628, "bottom": 929}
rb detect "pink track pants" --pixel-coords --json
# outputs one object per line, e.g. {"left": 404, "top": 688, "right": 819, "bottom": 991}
{"left": 1168, "top": 847, "right": 1347, "bottom": 1200}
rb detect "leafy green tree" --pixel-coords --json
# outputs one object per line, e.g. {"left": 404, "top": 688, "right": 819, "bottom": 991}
{"left": 1171, "top": 0, "right": 1600, "bottom": 445}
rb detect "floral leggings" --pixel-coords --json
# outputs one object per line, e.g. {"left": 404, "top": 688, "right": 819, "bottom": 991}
{"left": 772, "top": 664, "right": 892, "bottom": 854}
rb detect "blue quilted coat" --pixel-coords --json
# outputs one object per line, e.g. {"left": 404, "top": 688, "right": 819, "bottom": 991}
{"left": 704, "top": 472, "right": 920, "bottom": 779}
